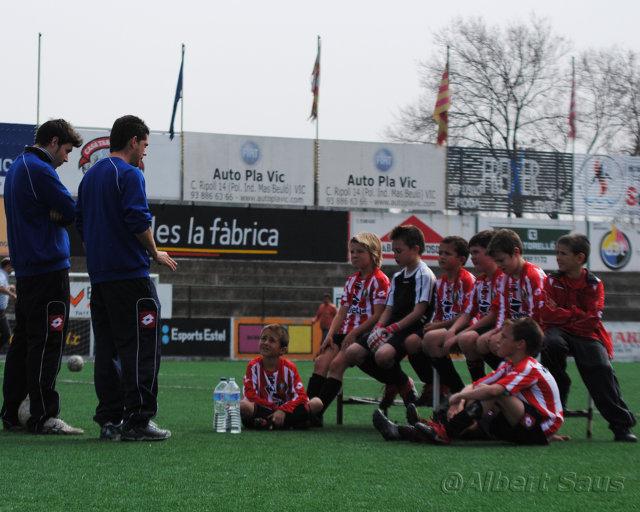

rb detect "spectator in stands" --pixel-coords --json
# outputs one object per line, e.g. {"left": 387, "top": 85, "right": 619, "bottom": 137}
{"left": 312, "top": 293, "right": 338, "bottom": 343}
{"left": 0, "top": 257, "right": 17, "bottom": 351}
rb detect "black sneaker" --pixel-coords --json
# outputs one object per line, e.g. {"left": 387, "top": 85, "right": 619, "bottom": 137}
{"left": 372, "top": 409, "right": 399, "bottom": 441}
{"left": 253, "top": 417, "right": 274, "bottom": 431}
{"left": 100, "top": 422, "right": 122, "bottom": 441}
{"left": 406, "top": 403, "right": 419, "bottom": 426}
{"left": 613, "top": 428, "right": 637, "bottom": 442}
{"left": 121, "top": 420, "right": 171, "bottom": 441}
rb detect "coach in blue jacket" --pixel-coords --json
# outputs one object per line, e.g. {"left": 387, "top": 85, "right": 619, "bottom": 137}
{"left": 1, "top": 119, "right": 84, "bottom": 434}
{"left": 76, "top": 115, "right": 177, "bottom": 442}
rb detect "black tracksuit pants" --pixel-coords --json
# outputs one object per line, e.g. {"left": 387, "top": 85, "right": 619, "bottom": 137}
{"left": 90, "top": 277, "right": 161, "bottom": 428}
{"left": 1, "top": 269, "right": 69, "bottom": 431}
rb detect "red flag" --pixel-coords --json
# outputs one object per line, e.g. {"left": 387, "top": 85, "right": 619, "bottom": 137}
{"left": 309, "top": 37, "right": 321, "bottom": 121}
{"left": 433, "top": 63, "right": 450, "bottom": 146}
{"left": 568, "top": 58, "right": 577, "bottom": 139}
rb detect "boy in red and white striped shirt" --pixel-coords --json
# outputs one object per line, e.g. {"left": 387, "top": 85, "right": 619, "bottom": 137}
{"left": 241, "top": 324, "right": 323, "bottom": 430}
{"left": 373, "top": 317, "right": 565, "bottom": 445}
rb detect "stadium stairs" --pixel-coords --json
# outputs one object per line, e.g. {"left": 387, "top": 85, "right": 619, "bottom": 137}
{"left": 63, "top": 257, "right": 639, "bottom": 322}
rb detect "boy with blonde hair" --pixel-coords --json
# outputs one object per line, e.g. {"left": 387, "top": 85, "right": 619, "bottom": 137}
{"left": 306, "top": 233, "right": 390, "bottom": 420}
{"left": 346, "top": 225, "right": 436, "bottom": 409}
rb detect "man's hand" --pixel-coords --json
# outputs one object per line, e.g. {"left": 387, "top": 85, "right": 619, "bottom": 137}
{"left": 154, "top": 251, "right": 178, "bottom": 271}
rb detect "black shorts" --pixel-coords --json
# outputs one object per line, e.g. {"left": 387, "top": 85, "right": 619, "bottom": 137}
{"left": 355, "top": 327, "right": 423, "bottom": 355}
{"left": 480, "top": 402, "right": 549, "bottom": 445}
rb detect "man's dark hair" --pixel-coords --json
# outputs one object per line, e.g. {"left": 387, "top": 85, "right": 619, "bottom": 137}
{"left": 468, "top": 229, "right": 496, "bottom": 250}
{"left": 557, "top": 233, "right": 590, "bottom": 262}
{"left": 389, "top": 225, "right": 425, "bottom": 254}
{"left": 504, "top": 317, "right": 544, "bottom": 357}
{"left": 109, "top": 115, "right": 150, "bottom": 152}
{"left": 34, "top": 119, "right": 82, "bottom": 148}
{"left": 441, "top": 235, "right": 469, "bottom": 262}
{"left": 1, "top": 257, "right": 11, "bottom": 270}
{"left": 487, "top": 229, "right": 524, "bottom": 257}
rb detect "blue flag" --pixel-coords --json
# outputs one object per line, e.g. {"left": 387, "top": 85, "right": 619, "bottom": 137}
{"left": 169, "top": 49, "right": 184, "bottom": 140}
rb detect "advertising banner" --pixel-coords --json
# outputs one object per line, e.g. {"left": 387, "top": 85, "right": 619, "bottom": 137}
{"left": 476, "top": 217, "right": 582, "bottom": 270}
{"left": 234, "top": 317, "right": 320, "bottom": 360}
{"left": 56, "top": 128, "right": 181, "bottom": 200}
{"left": 160, "top": 318, "right": 231, "bottom": 357}
{"left": 588, "top": 220, "right": 640, "bottom": 272}
{"left": 447, "top": 147, "right": 573, "bottom": 215}
{"left": 574, "top": 154, "right": 640, "bottom": 218}
{"left": 350, "top": 211, "right": 476, "bottom": 265}
{"left": 319, "top": 140, "right": 445, "bottom": 210}
{"left": 0, "top": 123, "right": 35, "bottom": 192}
{"left": 183, "top": 132, "right": 314, "bottom": 206}
{"left": 147, "top": 204, "right": 348, "bottom": 262}
{"left": 605, "top": 322, "right": 640, "bottom": 362}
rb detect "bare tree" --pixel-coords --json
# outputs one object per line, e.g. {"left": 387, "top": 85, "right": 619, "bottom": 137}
{"left": 574, "top": 48, "right": 628, "bottom": 154}
{"left": 387, "top": 16, "right": 570, "bottom": 153}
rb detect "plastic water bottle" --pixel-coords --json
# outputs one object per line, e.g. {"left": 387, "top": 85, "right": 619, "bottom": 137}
{"left": 226, "top": 377, "right": 242, "bottom": 434}
{"left": 213, "top": 377, "right": 228, "bottom": 432}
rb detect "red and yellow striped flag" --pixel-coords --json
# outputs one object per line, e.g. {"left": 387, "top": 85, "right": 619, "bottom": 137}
{"left": 433, "top": 63, "right": 450, "bottom": 146}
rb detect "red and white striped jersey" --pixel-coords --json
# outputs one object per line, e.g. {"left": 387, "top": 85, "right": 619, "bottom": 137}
{"left": 476, "top": 356, "right": 564, "bottom": 438}
{"left": 243, "top": 357, "right": 308, "bottom": 413}
{"left": 432, "top": 268, "right": 475, "bottom": 322}
{"left": 490, "top": 261, "right": 546, "bottom": 328}
{"left": 339, "top": 268, "right": 390, "bottom": 335}
{"left": 464, "top": 269, "right": 504, "bottom": 323}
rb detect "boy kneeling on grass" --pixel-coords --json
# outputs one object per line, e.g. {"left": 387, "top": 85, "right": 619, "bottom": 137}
{"left": 241, "top": 324, "right": 323, "bottom": 430}
{"left": 373, "top": 317, "right": 566, "bottom": 445}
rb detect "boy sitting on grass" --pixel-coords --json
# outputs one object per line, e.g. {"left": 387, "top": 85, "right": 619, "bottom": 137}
{"left": 373, "top": 317, "right": 565, "bottom": 445}
{"left": 241, "top": 324, "right": 323, "bottom": 430}
{"left": 540, "top": 233, "right": 636, "bottom": 442}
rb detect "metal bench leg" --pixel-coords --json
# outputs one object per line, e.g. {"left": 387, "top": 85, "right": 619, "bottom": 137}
{"left": 432, "top": 370, "right": 440, "bottom": 410}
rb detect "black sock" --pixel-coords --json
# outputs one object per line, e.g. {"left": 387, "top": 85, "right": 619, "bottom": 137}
{"left": 408, "top": 352, "right": 433, "bottom": 385}
{"left": 431, "top": 356, "right": 464, "bottom": 392}
{"left": 466, "top": 359, "right": 486, "bottom": 382}
{"left": 358, "top": 354, "right": 393, "bottom": 384}
{"left": 317, "top": 377, "right": 343, "bottom": 412}
{"left": 307, "top": 373, "right": 327, "bottom": 398}
{"left": 445, "top": 408, "right": 475, "bottom": 438}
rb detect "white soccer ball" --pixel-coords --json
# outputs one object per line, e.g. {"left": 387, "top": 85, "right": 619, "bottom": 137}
{"left": 67, "top": 355, "right": 84, "bottom": 372}
{"left": 18, "top": 397, "right": 31, "bottom": 427}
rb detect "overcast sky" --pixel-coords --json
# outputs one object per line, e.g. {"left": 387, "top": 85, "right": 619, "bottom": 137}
{"left": 2, "top": 0, "right": 639, "bottom": 143}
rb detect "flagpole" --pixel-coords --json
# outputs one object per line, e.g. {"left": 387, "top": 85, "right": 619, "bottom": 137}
{"left": 570, "top": 56, "right": 577, "bottom": 227}
{"left": 313, "top": 35, "right": 321, "bottom": 207}
{"left": 180, "top": 43, "right": 185, "bottom": 205}
{"left": 36, "top": 32, "right": 42, "bottom": 127}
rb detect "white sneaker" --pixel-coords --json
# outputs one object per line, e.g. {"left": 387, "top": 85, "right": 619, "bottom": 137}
{"left": 41, "top": 417, "right": 84, "bottom": 435}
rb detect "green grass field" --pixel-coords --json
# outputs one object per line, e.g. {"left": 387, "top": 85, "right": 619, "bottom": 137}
{"left": 1, "top": 359, "right": 638, "bottom": 512}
